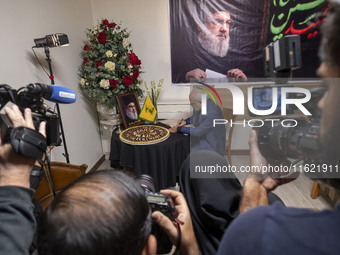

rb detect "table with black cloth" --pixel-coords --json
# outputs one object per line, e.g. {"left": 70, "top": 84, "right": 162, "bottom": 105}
{"left": 109, "top": 122, "right": 190, "bottom": 190}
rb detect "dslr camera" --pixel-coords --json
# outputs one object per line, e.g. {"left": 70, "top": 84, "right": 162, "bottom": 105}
{"left": 254, "top": 87, "right": 325, "bottom": 163}
{"left": 135, "top": 174, "right": 177, "bottom": 254}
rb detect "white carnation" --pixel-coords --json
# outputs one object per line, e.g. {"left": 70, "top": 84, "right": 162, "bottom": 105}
{"left": 123, "top": 38, "right": 130, "bottom": 48}
{"left": 105, "top": 61, "right": 115, "bottom": 71}
{"left": 99, "top": 79, "right": 110, "bottom": 89}
{"left": 80, "top": 78, "right": 86, "bottom": 86}
{"left": 106, "top": 51, "right": 113, "bottom": 58}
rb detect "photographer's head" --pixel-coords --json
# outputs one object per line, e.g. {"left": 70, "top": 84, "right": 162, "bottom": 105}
{"left": 317, "top": 0, "right": 340, "bottom": 189}
{"left": 38, "top": 170, "right": 156, "bottom": 255}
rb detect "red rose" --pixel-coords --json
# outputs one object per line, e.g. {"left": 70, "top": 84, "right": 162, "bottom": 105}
{"left": 83, "top": 57, "right": 89, "bottom": 65}
{"left": 123, "top": 76, "right": 133, "bottom": 87}
{"left": 129, "top": 53, "right": 141, "bottom": 66}
{"left": 108, "top": 22, "right": 117, "bottom": 28}
{"left": 83, "top": 44, "right": 89, "bottom": 51}
{"left": 110, "top": 79, "right": 118, "bottom": 89}
{"left": 102, "top": 19, "right": 109, "bottom": 26}
{"left": 96, "top": 61, "right": 102, "bottom": 67}
{"left": 97, "top": 32, "right": 107, "bottom": 43}
{"left": 132, "top": 70, "right": 139, "bottom": 79}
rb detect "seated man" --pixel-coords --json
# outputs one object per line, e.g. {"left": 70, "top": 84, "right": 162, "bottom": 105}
{"left": 170, "top": 87, "right": 226, "bottom": 155}
{"left": 38, "top": 170, "right": 199, "bottom": 255}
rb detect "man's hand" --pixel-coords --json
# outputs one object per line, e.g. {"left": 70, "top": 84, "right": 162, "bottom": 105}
{"left": 240, "top": 130, "right": 297, "bottom": 213}
{"left": 186, "top": 68, "right": 207, "bottom": 82}
{"left": 0, "top": 105, "right": 46, "bottom": 188}
{"left": 152, "top": 189, "right": 199, "bottom": 255}
{"left": 169, "top": 126, "right": 178, "bottom": 133}
{"left": 177, "top": 119, "right": 186, "bottom": 127}
{"left": 227, "top": 68, "right": 247, "bottom": 81}
{"left": 248, "top": 130, "right": 297, "bottom": 192}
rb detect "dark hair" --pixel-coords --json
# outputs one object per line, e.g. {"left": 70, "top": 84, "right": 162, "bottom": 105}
{"left": 319, "top": 1, "right": 340, "bottom": 68}
{"left": 38, "top": 170, "right": 151, "bottom": 255}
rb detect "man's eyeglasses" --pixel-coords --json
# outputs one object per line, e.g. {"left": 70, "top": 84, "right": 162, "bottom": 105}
{"left": 209, "top": 19, "right": 233, "bottom": 27}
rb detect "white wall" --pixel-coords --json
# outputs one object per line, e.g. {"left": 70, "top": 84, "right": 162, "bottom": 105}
{"left": 90, "top": 0, "right": 251, "bottom": 151}
{"left": 0, "top": 0, "right": 249, "bottom": 171}
{"left": 0, "top": 0, "right": 103, "bottom": 167}
{"left": 90, "top": 0, "right": 191, "bottom": 103}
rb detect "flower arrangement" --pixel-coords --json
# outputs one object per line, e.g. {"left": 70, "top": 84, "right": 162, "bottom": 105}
{"left": 79, "top": 19, "right": 143, "bottom": 109}
{"left": 144, "top": 78, "right": 164, "bottom": 106}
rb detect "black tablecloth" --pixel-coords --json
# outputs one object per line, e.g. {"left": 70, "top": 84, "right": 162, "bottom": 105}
{"left": 109, "top": 122, "right": 190, "bottom": 190}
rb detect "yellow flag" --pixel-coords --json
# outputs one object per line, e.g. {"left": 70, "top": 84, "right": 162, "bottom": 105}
{"left": 139, "top": 96, "right": 157, "bottom": 122}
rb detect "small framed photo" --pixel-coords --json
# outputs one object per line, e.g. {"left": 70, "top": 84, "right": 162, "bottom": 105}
{"left": 117, "top": 92, "right": 143, "bottom": 129}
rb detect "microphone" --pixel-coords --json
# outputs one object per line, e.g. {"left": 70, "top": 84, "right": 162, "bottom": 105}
{"left": 33, "top": 33, "right": 69, "bottom": 48}
{"left": 27, "top": 83, "right": 76, "bottom": 104}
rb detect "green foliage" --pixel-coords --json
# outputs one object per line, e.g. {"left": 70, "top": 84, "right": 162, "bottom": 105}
{"left": 79, "top": 19, "right": 143, "bottom": 109}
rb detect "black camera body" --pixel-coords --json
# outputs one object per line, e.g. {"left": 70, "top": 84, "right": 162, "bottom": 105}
{"left": 0, "top": 112, "right": 61, "bottom": 146}
{"left": 255, "top": 117, "right": 320, "bottom": 162}
{"left": 135, "top": 174, "right": 177, "bottom": 254}
{"left": 146, "top": 192, "right": 176, "bottom": 220}
{"left": 0, "top": 84, "right": 62, "bottom": 149}
{"left": 255, "top": 87, "right": 325, "bottom": 163}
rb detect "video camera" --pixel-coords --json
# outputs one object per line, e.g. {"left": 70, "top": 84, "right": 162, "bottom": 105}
{"left": 0, "top": 83, "right": 76, "bottom": 159}
{"left": 256, "top": 34, "right": 326, "bottom": 163}
{"left": 135, "top": 174, "right": 177, "bottom": 254}
{"left": 254, "top": 87, "right": 325, "bottom": 163}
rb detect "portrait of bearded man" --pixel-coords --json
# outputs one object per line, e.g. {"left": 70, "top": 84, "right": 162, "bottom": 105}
{"left": 169, "top": 0, "right": 264, "bottom": 83}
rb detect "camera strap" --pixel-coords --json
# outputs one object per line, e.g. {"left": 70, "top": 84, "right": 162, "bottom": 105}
{"left": 10, "top": 126, "right": 47, "bottom": 160}
{"left": 173, "top": 218, "right": 184, "bottom": 254}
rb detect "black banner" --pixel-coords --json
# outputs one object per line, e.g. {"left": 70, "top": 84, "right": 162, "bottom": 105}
{"left": 169, "top": 0, "right": 329, "bottom": 83}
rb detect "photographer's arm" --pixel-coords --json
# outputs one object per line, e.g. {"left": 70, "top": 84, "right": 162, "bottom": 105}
{"left": 239, "top": 130, "right": 270, "bottom": 213}
{"left": 152, "top": 189, "right": 199, "bottom": 255}
{"left": 0, "top": 105, "right": 46, "bottom": 255}
{"left": 240, "top": 130, "right": 295, "bottom": 213}
{"left": 0, "top": 106, "right": 46, "bottom": 187}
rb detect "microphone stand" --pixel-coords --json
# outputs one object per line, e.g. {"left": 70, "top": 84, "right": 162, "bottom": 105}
{"left": 44, "top": 46, "right": 70, "bottom": 163}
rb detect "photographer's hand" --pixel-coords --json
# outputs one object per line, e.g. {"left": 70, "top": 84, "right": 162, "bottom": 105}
{"left": 152, "top": 189, "right": 199, "bottom": 255}
{"left": 0, "top": 106, "right": 46, "bottom": 188}
{"left": 240, "top": 130, "right": 297, "bottom": 213}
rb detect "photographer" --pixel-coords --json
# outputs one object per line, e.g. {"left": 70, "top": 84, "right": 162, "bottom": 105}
{"left": 0, "top": 105, "right": 46, "bottom": 255}
{"left": 37, "top": 170, "right": 199, "bottom": 255}
{"left": 217, "top": 1, "right": 340, "bottom": 254}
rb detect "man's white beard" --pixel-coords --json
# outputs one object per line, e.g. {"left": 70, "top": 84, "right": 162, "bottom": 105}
{"left": 198, "top": 29, "right": 230, "bottom": 57}
{"left": 126, "top": 110, "right": 138, "bottom": 120}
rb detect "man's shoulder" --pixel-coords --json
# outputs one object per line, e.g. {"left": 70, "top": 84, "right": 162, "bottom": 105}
{"left": 217, "top": 205, "right": 271, "bottom": 255}
{"left": 206, "top": 99, "right": 223, "bottom": 114}
{"left": 218, "top": 203, "right": 340, "bottom": 255}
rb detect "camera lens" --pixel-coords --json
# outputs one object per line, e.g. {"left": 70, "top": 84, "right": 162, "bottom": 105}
{"left": 255, "top": 117, "right": 320, "bottom": 161}
{"left": 135, "top": 174, "right": 157, "bottom": 193}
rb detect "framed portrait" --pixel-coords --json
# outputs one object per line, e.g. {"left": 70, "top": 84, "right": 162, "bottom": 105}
{"left": 117, "top": 92, "right": 143, "bottom": 129}
{"left": 169, "top": 0, "right": 327, "bottom": 83}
